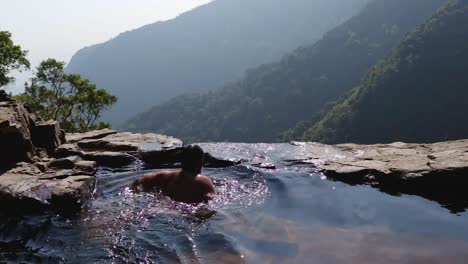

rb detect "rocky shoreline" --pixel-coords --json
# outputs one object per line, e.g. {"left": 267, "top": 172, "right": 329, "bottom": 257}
{"left": 1, "top": 95, "right": 468, "bottom": 214}
{"left": 306, "top": 141, "right": 468, "bottom": 213}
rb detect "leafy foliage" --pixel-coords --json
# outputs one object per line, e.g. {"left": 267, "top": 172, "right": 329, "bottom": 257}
{"left": 15, "top": 59, "right": 117, "bottom": 132}
{"left": 0, "top": 31, "right": 30, "bottom": 88}
{"left": 301, "top": 0, "right": 468, "bottom": 144}
{"left": 124, "top": 0, "right": 444, "bottom": 143}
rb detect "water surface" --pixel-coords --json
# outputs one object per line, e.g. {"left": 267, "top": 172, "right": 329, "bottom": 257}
{"left": 1, "top": 144, "right": 468, "bottom": 263}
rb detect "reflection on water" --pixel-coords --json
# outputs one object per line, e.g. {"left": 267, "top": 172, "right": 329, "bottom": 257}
{"left": 1, "top": 163, "right": 468, "bottom": 263}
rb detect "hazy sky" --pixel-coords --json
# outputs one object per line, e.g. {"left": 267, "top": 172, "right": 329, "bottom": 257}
{"left": 1, "top": 0, "right": 211, "bottom": 92}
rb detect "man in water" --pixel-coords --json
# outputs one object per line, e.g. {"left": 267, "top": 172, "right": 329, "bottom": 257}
{"left": 133, "top": 145, "right": 215, "bottom": 204}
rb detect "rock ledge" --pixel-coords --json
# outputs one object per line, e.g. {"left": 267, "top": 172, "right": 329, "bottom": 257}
{"left": 305, "top": 140, "right": 468, "bottom": 212}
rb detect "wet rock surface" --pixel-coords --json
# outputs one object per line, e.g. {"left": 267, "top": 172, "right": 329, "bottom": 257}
{"left": 76, "top": 132, "right": 182, "bottom": 151}
{"left": 0, "top": 95, "right": 65, "bottom": 167}
{"left": 314, "top": 140, "right": 468, "bottom": 213}
{"left": 57, "top": 130, "right": 182, "bottom": 167}
{"left": 0, "top": 101, "right": 37, "bottom": 166}
{"left": 316, "top": 140, "right": 468, "bottom": 178}
{"left": 0, "top": 128, "right": 183, "bottom": 214}
{"left": 0, "top": 157, "right": 96, "bottom": 214}
{"left": 0, "top": 96, "right": 184, "bottom": 214}
{"left": 31, "top": 120, "right": 66, "bottom": 153}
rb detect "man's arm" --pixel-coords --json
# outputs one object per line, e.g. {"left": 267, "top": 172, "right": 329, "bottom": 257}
{"left": 197, "top": 175, "right": 216, "bottom": 201}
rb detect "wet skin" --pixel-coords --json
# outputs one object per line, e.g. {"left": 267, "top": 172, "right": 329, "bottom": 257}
{"left": 138, "top": 168, "right": 215, "bottom": 204}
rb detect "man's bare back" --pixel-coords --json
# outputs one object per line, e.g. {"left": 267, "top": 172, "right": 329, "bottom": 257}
{"left": 132, "top": 145, "right": 215, "bottom": 204}
{"left": 139, "top": 170, "right": 214, "bottom": 203}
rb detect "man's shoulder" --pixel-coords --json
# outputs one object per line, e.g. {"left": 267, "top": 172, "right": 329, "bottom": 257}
{"left": 144, "top": 170, "right": 179, "bottom": 178}
{"left": 195, "top": 175, "right": 215, "bottom": 191}
{"left": 142, "top": 170, "right": 179, "bottom": 186}
{"left": 196, "top": 175, "right": 213, "bottom": 183}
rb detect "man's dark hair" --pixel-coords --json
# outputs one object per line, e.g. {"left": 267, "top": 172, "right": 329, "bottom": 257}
{"left": 181, "top": 145, "right": 204, "bottom": 170}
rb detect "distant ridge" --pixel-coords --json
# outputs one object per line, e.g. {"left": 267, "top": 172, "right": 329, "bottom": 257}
{"left": 67, "top": 0, "right": 369, "bottom": 125}
{"left": 123, "top": 0, "right": 444, "bottom": 143}
{"left": 300, "top": 0, "right": 468, "bottom": 144}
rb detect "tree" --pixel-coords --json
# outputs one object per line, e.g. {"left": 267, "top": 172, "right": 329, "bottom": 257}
{"left": 0, "top": 31, "right": 30, "bottom": 88}
{"left": 16, "top": 59, "right": 117, "bottom": 132}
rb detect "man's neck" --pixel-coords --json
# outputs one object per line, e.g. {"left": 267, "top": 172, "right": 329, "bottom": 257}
{"left": 180, "top": 170, "right": 198, "bottom": 180}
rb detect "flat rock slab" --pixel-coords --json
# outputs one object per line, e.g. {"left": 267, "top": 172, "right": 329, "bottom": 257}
{"left": 56, "top": 132, "right": 182, "bottom": 167}
{"left": 83, "top": 151, "right": 136, "bottom": 168}
{"left": 314, "top": 140, "right": 468, "bottom": 179}
{"left": 77, "top": 132, "right": 182, "bottom": 152}
{"left": 0, "top": 173, "right": 94, "bottom": 214}
{"left": 66, "top": 129, "right": 117, "bottom": 143}
{"left": 302, "top": 140, "right": 468, "bottom": 213}
{"left": 0, "top": 157, "right": 97, "bottom": 214}
{"left": 54, "top": 144, "right": 136, "bottom": 167}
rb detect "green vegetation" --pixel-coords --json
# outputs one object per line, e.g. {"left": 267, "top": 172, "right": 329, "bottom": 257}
{"left": 0, "top": 31, "right": 30, "bottom": 88}
{"left": 67, "top": 0, "right": 370, "bottom": 125}
{"left": 299, "top": 0, "right": 468, "bottom": 144}
{"left": 15, "top": 59, "right": 117, "bottom": 132}
{"left": 124, "top": 0, "right": 444, "bottom": 143}
{"left": 1, "top": 31, "right": 117, "bottom": 133}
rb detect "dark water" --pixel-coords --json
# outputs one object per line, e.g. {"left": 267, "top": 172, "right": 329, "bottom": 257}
{"left": 2, "top": 144, "right": 468, "bottom": 263}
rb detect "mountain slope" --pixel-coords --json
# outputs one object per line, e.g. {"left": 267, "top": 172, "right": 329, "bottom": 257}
{"left": 300, "top": 0, "right": 468, "bottom": 144}
{"left": 124, "top": 0, "right": 445, "bottom": 143}
{"left": 67, "top": 0, "right": 369, "bottom": 125}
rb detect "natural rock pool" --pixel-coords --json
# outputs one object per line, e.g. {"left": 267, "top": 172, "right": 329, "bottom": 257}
{"left": 1, "top": 143, "right": 468, "bottom": 263}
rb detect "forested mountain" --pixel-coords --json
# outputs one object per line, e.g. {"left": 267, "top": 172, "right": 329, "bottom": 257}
{"left": 67, "top": 0, "right": 369, "bottom": 125}
{"left": 298, "top": 0, "right": 468, "bottom": 144}
{"left": 123, "top": 0, "right": 445, "bottom": 143}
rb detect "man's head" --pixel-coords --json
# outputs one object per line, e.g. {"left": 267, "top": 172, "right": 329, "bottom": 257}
{"left": 181, "top": 145, "right": 204, "bottom": 174}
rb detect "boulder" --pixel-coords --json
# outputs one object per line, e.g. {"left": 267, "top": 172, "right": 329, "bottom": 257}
{"left": 0, "top": 173, "right": 95, "bottom": 214}
{"left": 140, "top": 146, "right": 240, "bottom": 169}
{"left": 204, "top": 152, "right": 241, "bottom": 168}
{"left": 0, "top": 90, "right": 13, "bottom": 102}
{"left": 0, "top": 156, "right": 97, "bottom": 214}
{"left": 0, "top": 101, "right": 36, "bottom": 167}
{"left": 32, "top": 120, "right": 66, "bottom": 153}
{"left": 140, "top": 147, "right": 183, "bottom": 168}
{"left": 7, "top": 156, "right": 97, "bottom": 178}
